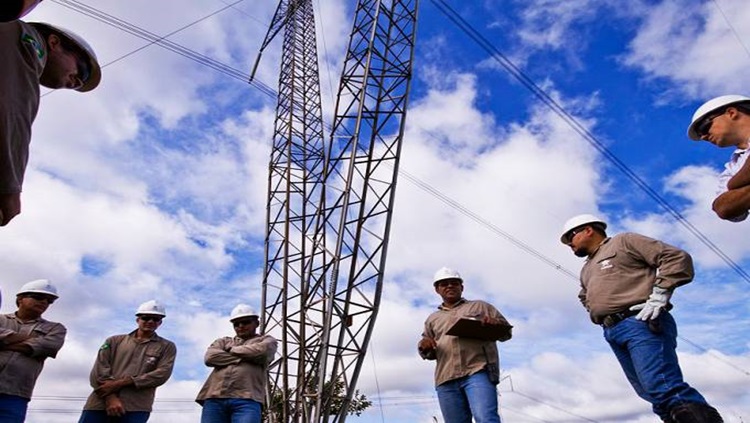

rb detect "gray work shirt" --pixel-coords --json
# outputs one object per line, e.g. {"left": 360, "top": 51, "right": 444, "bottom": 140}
{"left": 0, "top": 312, "right": 66, "bottom": 398}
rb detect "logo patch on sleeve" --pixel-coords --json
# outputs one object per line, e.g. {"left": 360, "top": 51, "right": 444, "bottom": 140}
{"left": 21, "top": 33, "right": 45, "bottom": 60}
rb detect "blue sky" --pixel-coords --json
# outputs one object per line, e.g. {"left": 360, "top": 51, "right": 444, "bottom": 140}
{"left": 3, "top": 0, "right": 750, "bottom": 422}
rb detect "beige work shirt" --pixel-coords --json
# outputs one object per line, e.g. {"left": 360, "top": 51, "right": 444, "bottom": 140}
{"left": 0, "top": 20, "right": 45, "bottom": 194}
{"left": 83, "top": 331, "right": 177, "bottom": 412}
{"left": 0, "top": 313, "right": 66, "bottom": 398}
{"left": 578, "top": 233, "right": 694, "bottom": 324}
{"left": 196, "top": 334, "right": 277, "bottom": 405}
{"left": 419, "top": 299, "right": 511, "bottom": 387}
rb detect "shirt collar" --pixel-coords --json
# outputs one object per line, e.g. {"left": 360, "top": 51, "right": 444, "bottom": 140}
{"left": 438, "top": 298, "right": 467, "bottom": 311}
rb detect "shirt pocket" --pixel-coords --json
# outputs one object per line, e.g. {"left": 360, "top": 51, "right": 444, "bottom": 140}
{"left": 595, "top": 252, "right": 618, "bottom": 272}
{"left": 143, "top": 345, "right": 163, "bottom": 372}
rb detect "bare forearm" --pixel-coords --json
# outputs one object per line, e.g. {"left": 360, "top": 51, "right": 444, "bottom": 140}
{"left": 713, "top": 186, "right": 750, "bottom": 221}
{"left": 726, "top": 159, "right": 750, "bottom": 190}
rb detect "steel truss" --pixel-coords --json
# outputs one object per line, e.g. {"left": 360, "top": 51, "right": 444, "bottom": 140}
{"left": 260, "top": 0, "right": 419, "bottom": 421}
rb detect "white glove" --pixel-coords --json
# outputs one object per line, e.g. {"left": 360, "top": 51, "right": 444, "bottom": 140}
{"left": 629, "top": 286, "right": 672, "bottom": 321}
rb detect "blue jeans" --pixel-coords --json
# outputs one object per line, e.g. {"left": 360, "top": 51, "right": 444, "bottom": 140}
{"left": 604, "top": 312, "right": 709, "bottom": 419}
{"left": 0, "top": 394, "right": 29, "bottom": 423}
{"left": 435, "top": 370, "right": 501, "bottom": 423}
{"left": 201, "top": 398, "right": 262, "bottom": 423}
{"left": 78, "top": 410, "right": 151, "bottom": 423}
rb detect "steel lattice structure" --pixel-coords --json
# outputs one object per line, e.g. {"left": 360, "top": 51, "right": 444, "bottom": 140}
{"left": 259, "top": 0, "right": 419, "bottom": 421}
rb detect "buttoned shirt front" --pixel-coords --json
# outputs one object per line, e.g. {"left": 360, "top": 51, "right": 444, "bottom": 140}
{"left": 578, "top": 233, "right": 694, "bottom": 324}
{"left": 196, "top": 334, "right": 277, "bottom": 405}
{"left": 0, "top": 312, "right": 66, "bottom": 398}
{"left": 83, "top": 331, "right": 177, "bottom": 412}
{"left": 420, "top": 299, "right": 510, "bottom": 387}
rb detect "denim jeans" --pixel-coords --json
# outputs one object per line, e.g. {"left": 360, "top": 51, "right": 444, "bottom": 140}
{"left": 435, "top": 370, "right": 501, "bottom": 423}
{"left": 604, "top": 312, "right": 709, "bottom": 419}
{"left": 0, "top": 394, "right": 29, "bottom": 423}
{"left": 201, "top": 398, "right": 262, "bottom": 423}
{"left": 78, "top": 410, "right": 151, "bottom": 423}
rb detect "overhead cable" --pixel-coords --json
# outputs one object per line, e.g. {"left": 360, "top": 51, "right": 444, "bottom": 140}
{"left": 50, "top": 0, "right": 277, "bottom": 98}
{"left": 428, "top": 0, "right": 750, "bottom": 285}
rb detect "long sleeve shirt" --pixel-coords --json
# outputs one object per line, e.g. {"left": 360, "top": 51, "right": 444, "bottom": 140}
{"left": 419, "top": 299, "right": 511, "bottom": 386}
{"left": 196, "top": 334, "right": 277, "bottom": 405}
{"left": 0, "top": 20, "right": 45, "bottom": 195}
{"left": 0, "top": 312, "right": 66, "bottom": 398}
{"left": 578, "top": 232, "right": 694, "bottom": 324}
{"left": 83, "top": 331, "right": 177, "bottom": 412}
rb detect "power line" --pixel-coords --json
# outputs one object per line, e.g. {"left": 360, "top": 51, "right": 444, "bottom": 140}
{"left": 49, "top": 0, "right": 277, "bottom": 98}
{"left": 710, "top": 0, "right": 750, "bottom": 61}
{"left": 428, "top": 0, "right": 750, "bottom": 286}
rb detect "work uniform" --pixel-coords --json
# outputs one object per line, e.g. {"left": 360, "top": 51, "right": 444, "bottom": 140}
{"left": 717, "top": 147, "right": 750, "bottom": 222}
{"left": 579, "top": 233, "right": 716, "bottom": 420}
{"left": 0, "top": 20, "right": 45, "bottom": 198}
{"left": 0, "top": 312, "right": 66, "bottom": 421}
{"left": 81, "top": 331, "right": 177, "bottom": 420}
{"left": 420, "top": 299, "right": 511, "bottom": 423}
{"left": 196, "top": 334, "right": 277, "bottom": 422}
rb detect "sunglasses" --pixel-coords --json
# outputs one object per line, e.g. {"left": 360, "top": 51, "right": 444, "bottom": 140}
{"left": 138, "top": 315, "right": 163, "bottom": 323}
{"left": 24, "top": 293, "right": 56, "bottom": 304}
{"left": 564, "top": 227, "right": 587, "bottom": 245}
{"left": 62, "top": 42, "right": 90, "bottom": 86}
{"left": 233, "top": 319, "right": 257, "bottom": 328}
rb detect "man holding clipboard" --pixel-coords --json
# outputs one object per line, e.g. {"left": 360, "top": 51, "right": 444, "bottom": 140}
{"left": 418, "top": 267, "right": 512, "bottom": 423}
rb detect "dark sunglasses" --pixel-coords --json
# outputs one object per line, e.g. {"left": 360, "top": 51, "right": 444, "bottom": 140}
{"left": 138, "top": 315, "right": 163, "bottom": 323}
{"left": 564, "top": 227, "right": 587, "bottom": 245}
{"left": 233, "top": 319, "right": 257, "bottom": 328}
{"left": 696, "top": 113, "right": 722, "bottom": 138}
{"left": 24, "top": 293, "right": 56, "bottom": 304}
{"left": 62, "top": 41, "right": 90, "bottom": 84}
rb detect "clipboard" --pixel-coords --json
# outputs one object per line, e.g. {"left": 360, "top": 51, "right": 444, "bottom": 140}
{"left": 446, "top": 318, "right": 513, "bottom": 342}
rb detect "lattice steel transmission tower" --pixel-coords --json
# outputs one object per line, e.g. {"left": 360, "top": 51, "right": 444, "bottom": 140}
{"left": 257, "top": 0, "right": 420, "bottom": 421}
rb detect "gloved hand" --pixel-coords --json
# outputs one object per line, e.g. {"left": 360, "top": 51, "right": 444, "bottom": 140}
{"left": 629, "top": 286, "right": 672, "bottom": 321}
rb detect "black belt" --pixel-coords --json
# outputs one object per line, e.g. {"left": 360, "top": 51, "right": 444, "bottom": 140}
{"left": 601, "top": 309, "right": 639, "bottom": 328}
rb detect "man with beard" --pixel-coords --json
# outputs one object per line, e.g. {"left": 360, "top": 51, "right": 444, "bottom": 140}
{"left": 561, "top": 214, "right": 722, "bottom": 423}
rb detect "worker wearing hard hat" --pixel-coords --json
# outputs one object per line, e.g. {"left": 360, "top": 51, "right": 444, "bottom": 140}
{"left": 418, "top": 267, "right": 512, "bottom": 423}
{"left": 687, "top": 95, "right": 750, "bottom": 222}
{"left": 0, "top": 279, "right": 66, "bottom": 422}
{"left": 561, "top": 214, "right": 723, "bottom": 423}
{"left": 79, "top": 300, "right": 177, "bottom": 423}
{"left": 0, "top": 17, "right": 101, "bottom": 226}
{"left": 196, "top": 304, "right": 278, "bottom": 423}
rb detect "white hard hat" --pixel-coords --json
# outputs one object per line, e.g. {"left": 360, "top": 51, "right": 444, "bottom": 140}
{"left": 230, "top": 304, "right": 258, "bottom": 321}
{"left": 433, "top": 267, "right": 463, "bottom": 285}
{"left": 687, "top": 95, "right": 750, "bottom": 140}
{"left": 560, "top": 214, "right": 607, "bottom": 244}
{"left": 17, "top": 279, "right": 59, "bottom": 299}
{"left": 29, "top": 22, "right": 102, "bottom": 92}
{"left": 135, "top": 300, "right": 166, "bottom": 317}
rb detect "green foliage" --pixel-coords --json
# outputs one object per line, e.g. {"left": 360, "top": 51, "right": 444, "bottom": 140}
{"left": 264, "top": 377, "right": 371, "bottom": 421}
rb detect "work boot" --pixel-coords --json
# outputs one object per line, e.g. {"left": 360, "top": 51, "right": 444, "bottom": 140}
{"left": 669, "top": 402, "right": 723, "bottom": 423}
